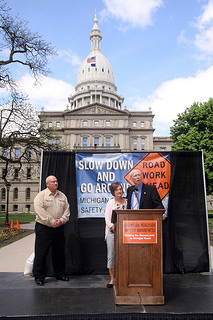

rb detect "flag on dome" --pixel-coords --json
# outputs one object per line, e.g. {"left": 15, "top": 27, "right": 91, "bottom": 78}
{"left": 87, "top": 56, "right": 96, "bottom": 63}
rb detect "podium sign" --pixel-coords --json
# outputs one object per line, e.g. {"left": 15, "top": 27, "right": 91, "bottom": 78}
{"left": 123, "top": 220, "right": 157, "bottom": 244}
{"left": 113, "top": 209, "right": 165, "bottom": 305}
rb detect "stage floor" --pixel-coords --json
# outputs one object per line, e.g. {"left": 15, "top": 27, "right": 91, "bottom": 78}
{"left": 0, "top": 273, "right": 213, "bottom": 317}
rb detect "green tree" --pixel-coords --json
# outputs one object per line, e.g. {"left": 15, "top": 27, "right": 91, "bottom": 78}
{"left": 170, "top": 98, "right": 213, "bottom": 195}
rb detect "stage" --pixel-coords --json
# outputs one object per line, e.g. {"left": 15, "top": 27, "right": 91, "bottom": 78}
{"left": 0, "top": 273, "right": 213, "bottom": 319}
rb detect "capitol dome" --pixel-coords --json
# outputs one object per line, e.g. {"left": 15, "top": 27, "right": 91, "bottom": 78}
{"left": 76, "top": 12, "right": 116, "bottom": 92}
{"left": 77, "top": 52, "right": 116, "bottom": 90}
{"left": 68, "top": 12, "right": 123, "bottom": 111}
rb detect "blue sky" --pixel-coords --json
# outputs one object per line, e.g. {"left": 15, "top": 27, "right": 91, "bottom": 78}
{"left": 2, "top": 0, "right": 213, "bottom": 136}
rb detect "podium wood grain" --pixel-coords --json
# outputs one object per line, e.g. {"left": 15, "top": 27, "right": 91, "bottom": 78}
{"left": 113, "top": 209, "right": 165, "bottom": 305}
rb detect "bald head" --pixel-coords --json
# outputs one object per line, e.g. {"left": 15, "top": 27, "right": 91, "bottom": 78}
{"left": 46, "top": 175, "right": 58, "bottom": 194}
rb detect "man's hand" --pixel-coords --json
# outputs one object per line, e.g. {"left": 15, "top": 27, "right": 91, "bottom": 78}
{"left": 162, "top": 214, "right": 167, "bottom": 220}
{"left": 53, "top": 219, "right": 62, "bottom": 228}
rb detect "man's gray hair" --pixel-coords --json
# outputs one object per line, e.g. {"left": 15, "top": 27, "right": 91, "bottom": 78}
{"left": 130, "top": 169, "right": 142, "bottom": 179}
{"left": 46, "top": 175, "right": 56, "bottom": 184}
{"left": 46, "top": 176, "right": 50, "bottom": 184}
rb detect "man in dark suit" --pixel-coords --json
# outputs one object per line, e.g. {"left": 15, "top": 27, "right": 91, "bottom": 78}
{"left": 126, "top": 169, "right": 166, "bottom": 220}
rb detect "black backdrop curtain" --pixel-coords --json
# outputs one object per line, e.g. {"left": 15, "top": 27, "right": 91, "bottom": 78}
{"left": 40, "top": 150, "right": 209, "bottom": 275}
{"left": 163, "top": 151, "right": 209, "bottom": 273}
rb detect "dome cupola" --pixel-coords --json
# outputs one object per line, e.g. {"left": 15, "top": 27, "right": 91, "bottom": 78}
{"left": 76, "top": 11, "right": 116, "bottom": 91}
{"left": 68, "top": 11, "right": 124, "bottom": 111}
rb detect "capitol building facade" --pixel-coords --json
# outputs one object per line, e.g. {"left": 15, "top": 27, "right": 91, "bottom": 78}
{"left": 0, "top": 13, "right": 173, "bottom": 214}
{"left": 44, "top": 13, "right": 172, "bottom": 154}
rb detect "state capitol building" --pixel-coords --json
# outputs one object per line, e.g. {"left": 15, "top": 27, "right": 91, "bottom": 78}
{"left": 0, "top": 13, "right": 173, "bottom": 214}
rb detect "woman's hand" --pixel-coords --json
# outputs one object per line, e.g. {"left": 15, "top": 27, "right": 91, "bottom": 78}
{"left": 110, "top": 225, "right": 115, "bottom": 232}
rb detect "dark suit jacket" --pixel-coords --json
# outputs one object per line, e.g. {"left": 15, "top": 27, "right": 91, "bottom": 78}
{"left": 126, "top": 183, "right": 164, "bottom": 209}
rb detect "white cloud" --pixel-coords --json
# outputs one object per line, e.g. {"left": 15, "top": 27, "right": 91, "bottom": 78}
{"left": 18, "top": 74, "right": 75, "bottom": 111}
{"left": 101, "top": 0, "right": 163, "bottom": 28}
{"left": 58, "top": 50, "right": 82, "bottom": 66}
{"left": 177, "top": 1, "right": 213, "bottom": 59}
{"left": 193, "top": 0, "right": 213, "bottom": 56}
{"left": 130, "top": 66, "right": 213, "bottom": 135}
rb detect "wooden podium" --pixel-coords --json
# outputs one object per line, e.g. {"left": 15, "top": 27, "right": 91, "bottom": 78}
{"left": 112, "top": 209, "right": 165, "bottom": 305}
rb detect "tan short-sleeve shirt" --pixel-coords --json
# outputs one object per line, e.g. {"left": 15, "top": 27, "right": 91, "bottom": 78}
{"left": 34, "top": 188, "right": 70, "bottom": 227}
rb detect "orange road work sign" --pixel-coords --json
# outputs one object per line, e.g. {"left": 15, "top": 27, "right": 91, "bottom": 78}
{"left": 124, "top": 153, "right": 171, "bottom": 200}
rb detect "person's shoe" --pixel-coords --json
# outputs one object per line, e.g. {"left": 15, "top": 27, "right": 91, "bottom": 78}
{"left": 107, "top": 283, "right": 114, "bottom": 288}
{"left": 56, "top": 275, "right": 69, "bottom": 281}
{"left": 35, "top": 279, "right": 44, "bottom": 286}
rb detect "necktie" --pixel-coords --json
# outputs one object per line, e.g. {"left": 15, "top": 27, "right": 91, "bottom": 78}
{"left": 133, "top": 189, "right": 139, "bottom": 209}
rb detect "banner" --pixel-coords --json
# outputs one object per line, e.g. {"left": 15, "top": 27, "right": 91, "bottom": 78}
{"left": 76, "top": 152, "right": 171, "bottom": 218}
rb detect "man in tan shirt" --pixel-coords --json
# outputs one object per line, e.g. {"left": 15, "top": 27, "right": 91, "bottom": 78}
{"left": 33, "top": 175, "right": 70, "bottom": 286}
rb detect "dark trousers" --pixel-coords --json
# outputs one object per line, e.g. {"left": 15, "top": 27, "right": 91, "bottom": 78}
{"left": 33, "top": 222, "right": 66, "bottom": 281}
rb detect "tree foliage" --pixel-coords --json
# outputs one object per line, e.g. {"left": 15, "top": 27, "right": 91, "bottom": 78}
{"left": 170, "top": 98, "right": 213, "bottom": 195}
{"left": 0, "top": 0, "right": 56, "bottom": 89}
